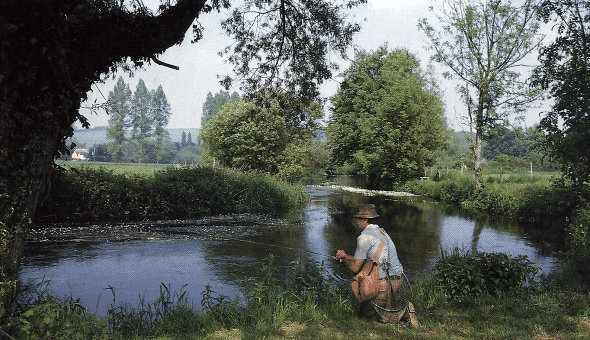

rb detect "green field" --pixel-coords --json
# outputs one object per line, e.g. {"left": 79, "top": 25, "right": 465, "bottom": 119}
{"left": 59, "top": 161, "right": 172, "bottom": 177}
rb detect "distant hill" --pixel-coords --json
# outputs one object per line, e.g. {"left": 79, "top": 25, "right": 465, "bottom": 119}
{"left": 70, "top": 126, "right": 200, "bottom": 148}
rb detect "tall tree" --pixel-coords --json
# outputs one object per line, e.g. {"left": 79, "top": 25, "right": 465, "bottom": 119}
{"left": 419, "top": 0, "right": 543, "bottom": 187}
{"left": 129, "top": 79, "right": 153, "bottom": 163}
{"left": 151, "top": 85, "right": 173, "bottom": 163}
{"left": 0, "top": 0, "right": 366, "bottom": 317}
{"left": 327, "top": 47, "right": 448, "bottom": 188}
{"left": 201, "top": 89, "right": 322, "bottom": 181}
{"left": 533, "top": 0, "right": 590, "bottom": 187}
{"left": 106, "top": 77, "right": 132, "bottom": 163}
{"left": 181, "top": 131, "right": 187, "bottom": 148}
{"left": 201, "top": 90, "right": 240, "bottom": 127}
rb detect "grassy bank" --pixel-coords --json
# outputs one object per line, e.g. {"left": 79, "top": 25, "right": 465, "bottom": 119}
{"left": 36, "top": 163, "right": 307, "bottom": 224}
{"left": 401, "top": 169, "right": 590, "bottom": 286}
{"left": 400, "top": 170, "right": 576, "bottom": 229}
{"left": 5, "top": 254, "right": 590, "bottom": 339}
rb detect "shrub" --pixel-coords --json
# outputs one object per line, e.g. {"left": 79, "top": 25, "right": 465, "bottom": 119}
{"left": 426, "top": 248, "right": 538, "bottom": 305}
{"left": 461, "top": 185, "right": 518, "bottom": 217}
{"left": 37, "top": 165, "right": 306, "bottom": 224}
{"left": 37, "top": 166, "right": 151, "bottom": 223}
{"left": 566, "top": 207, "right": 590, "bottom": 275}
{"left": 5, "top": 292, "right": 107, "bottom": 339}
{"left": 438, "top": 176, "right": 476, "bottom": 205}
{"left": 516, "top": 177, "right": 581, "bottom": 229}
{"left": 402, "top": 174, "right": 475, "bottom": 205}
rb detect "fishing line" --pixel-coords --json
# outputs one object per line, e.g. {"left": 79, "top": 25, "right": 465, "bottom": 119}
{"left": 209, "top": 236, "right": 335, "bottom": 259}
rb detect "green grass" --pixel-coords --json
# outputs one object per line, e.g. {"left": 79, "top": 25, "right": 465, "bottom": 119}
{"left": 6, "top": 256, "right": 590, "bottom": 339}
{"left": 58, "top": 161, "right": 170, "bottom": 178}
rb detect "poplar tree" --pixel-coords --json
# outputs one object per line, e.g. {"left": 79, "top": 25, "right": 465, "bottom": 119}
{"left": 152, "top": 85, "right": 173, "bottom": 163}
{"left": 129, "top": 79, "right": 153, "bottom": 163}
{"left": 106, "top": 77, "right": 132, "bottom": 163}
{"left": 201, "top": 90, "right": 240, "bottom": 127}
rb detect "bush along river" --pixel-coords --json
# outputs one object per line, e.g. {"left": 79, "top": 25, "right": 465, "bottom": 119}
{"left": 20, "top": 184, "right": 562, "bottom": 317}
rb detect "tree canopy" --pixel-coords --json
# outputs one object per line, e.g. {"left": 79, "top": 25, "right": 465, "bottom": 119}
{"left": 326, "top": 47, "right": 448, "bottom": 188}
{"left": 533, "top": 0, "right": 590, "bottom": 187}
{"left": 200, "top": 90, "right": 322, "bottom": 181}
{"left": 419, "top": 0, "right": 542, "bottom": 187}
{"left": 105, "top": 78, "right": 173, "bottom": 163}
{"left": 106, "top": 77, "right": 133, "bottom": 162}
{"left": 201, "top": 90, "right": 240, "bottom": 128}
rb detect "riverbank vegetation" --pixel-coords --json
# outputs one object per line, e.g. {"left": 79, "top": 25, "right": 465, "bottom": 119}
{"left": 5, "top": 252, "right": 590, "bottom": 339}
{"left": 35, "top": 164, "right": 307, "bottom": 224}
{"left": 399, "top": 169, "right": 590, "bottom": 279}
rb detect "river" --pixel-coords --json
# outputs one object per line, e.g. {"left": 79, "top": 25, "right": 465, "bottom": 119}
{"left": 20, "top": 185, "right": 561, "bottom": 316}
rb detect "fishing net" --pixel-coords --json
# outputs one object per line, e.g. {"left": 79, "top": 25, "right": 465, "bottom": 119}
{"left": 371, "top": 273, "right": 413, "bottom": 322}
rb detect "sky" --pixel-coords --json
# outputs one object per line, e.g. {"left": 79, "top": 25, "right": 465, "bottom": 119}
{"left": 78, "top": 0, "right": 545, "bottom": 131}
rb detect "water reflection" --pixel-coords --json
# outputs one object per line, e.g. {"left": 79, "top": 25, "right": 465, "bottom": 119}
{"left": 20, "top": 185, "right": 560, "bottom": 317}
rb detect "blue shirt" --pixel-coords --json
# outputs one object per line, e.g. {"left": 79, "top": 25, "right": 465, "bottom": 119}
{"left": 353, "top": 224, "right": 403, "bottom": 278}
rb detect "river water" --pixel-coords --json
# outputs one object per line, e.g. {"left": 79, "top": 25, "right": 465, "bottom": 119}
{"left": 20, "top": 185, "right": 561, "bottom": 316}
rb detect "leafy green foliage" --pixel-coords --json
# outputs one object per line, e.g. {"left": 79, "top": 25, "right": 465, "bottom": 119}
{"left": 566, "top": 206, "right": 590, "bottom": 275}
{"left": 428, "top": 248, "right": 538, "bottom": 304}
{"left": 105, "top": 78, "right": 174, "bottom": 163}
{"left": 36, "top": 166, "right": 306, "bottom": 223}
{"left": 533, "top": 0, "right": 590, "bottom": 188}
{"left": 106, "top": 77, "right": 132, "bottom": 162}
{"left": 151, "top": 85, "right": 173, "bottom": 163}
{"left": 483, "top": 125, "right": 546, "bottom": 163}
{"left": 201, "top": 90, "right": 323, "bottom": 182}
{"left": 173, "top": 145, "right": 202, "bottom": 165}
{"left": 419, "top": 0, "right": 542, "bottom": 187}
{"left": 201, "top": 90, "right": 240, "bottom": 128}
{"left": 516, "top": 176, "right": 581, "bottom": 229}
{"left": 403, "top": 172, "right": 579, "bottom": 229}
{"left": 219, "top": 0, "right": 367, "bottom": 98}
{"left": 6, "top": 257, "right": 352, "bottom": 339}
{"left": 327, "top": 47, "right": 447, "bottom": 188}
{"left": 4, "top": 290, "right": 107, "bottom": 340}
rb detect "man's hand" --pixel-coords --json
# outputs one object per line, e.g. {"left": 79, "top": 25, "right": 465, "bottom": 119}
{"left": 335, "top": 250, "right": 365, "bottom": 273}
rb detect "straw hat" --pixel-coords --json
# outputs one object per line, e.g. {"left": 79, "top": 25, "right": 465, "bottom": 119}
{"left": 354, "top": 204, "right": 379, "bottom": 219}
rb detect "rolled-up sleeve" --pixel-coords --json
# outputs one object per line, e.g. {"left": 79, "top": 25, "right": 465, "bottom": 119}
{"left": 354, "top": 233, "right": 374, "bottom": 260}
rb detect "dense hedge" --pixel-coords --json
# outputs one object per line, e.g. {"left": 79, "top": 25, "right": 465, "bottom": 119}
{"left": 36, "top": 166, "right": 307, "bottom": 223}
